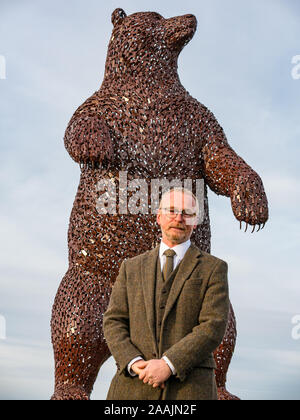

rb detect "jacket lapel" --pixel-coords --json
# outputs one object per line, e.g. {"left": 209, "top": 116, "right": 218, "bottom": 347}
{"left": 161, "top": 244, "right": 202, "bottom": 329}
{"left": 141, "top": 244, "right": 160, "bottom": 353}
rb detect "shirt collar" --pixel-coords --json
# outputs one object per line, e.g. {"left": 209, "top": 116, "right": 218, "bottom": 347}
{"left": 159, "top": 238, "right": 191, "bottom": 261}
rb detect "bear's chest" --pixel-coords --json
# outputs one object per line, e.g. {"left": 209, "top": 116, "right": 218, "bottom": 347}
{"left": 100, "top": 96, "right": 203, "bottom": 179}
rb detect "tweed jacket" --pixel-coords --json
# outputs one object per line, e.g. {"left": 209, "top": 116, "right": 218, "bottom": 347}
{"left": 103, "top": 243, "right": 229, "bottom": 400}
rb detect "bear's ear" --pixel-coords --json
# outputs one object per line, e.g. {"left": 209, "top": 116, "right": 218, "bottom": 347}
{"left": 111, "top": 8, "right": 127, "bottom": 27}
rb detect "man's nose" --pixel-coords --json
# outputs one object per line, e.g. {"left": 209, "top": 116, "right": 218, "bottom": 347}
{"left": 174, "top": 213, "right": 184, "bottom": 221}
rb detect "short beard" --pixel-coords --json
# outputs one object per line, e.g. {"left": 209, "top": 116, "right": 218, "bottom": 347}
{"left": 164, "top": 229, "right": 187, "bottom": 245}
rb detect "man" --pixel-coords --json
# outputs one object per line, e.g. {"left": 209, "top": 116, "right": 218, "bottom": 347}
{"left": 103, "top": 187, "right": 229, "bottom": 400}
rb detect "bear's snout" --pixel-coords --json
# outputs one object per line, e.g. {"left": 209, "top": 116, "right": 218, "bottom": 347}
{"left": 185, "top": 14, "right": 197, "bottom": 21}
{"left": 164, "top": 14, "right": 197, "bottom": 52}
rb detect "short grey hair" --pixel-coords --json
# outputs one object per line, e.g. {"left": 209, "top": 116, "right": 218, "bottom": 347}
{"left": 158, "top": 187, "right": 200, "bottom": 219}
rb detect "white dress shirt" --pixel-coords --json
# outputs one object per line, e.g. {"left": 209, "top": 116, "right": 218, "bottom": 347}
{"left": 159, "top": 238, "right": 191, "bottom": 274}
{"left": 128, "top": 239, "right": 191, "bottom": 377}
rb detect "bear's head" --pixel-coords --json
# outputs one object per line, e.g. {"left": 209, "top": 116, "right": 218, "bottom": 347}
{"left": 104, "top": 8, "right": 197, "bottom": 79}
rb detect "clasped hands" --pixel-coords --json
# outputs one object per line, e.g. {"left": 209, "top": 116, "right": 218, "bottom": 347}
{"left": 131, "top": 359, "right": 172, "bottom": 389}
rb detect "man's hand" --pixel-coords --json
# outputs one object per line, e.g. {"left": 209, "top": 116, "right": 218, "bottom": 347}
{"left": 139, "top": 359, "right": 172, "bottom": 388}
{"left": 131, "top": 360, "right": 148, "bottom": 376}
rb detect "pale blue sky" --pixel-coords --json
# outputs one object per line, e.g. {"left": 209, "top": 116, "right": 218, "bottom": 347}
{"left": 0, "top": 0, "right": 300, "bottom": 400}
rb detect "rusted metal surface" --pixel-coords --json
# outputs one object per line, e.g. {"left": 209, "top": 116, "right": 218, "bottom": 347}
{"left": 51, "top": 8, "right": 268, "bottom": 400}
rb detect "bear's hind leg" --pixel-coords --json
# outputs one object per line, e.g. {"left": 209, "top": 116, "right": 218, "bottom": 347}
{"left": 51, "top": 266, "right": 111, "bottom": 400}
{"left": 214, "top": 302, "right": 240, "bottom": 400}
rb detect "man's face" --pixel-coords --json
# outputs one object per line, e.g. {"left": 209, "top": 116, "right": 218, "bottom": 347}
{"left": 156, "top": 191, "right": 198, "bottom": 246}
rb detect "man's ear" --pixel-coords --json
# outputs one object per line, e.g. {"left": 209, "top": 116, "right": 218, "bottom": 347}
{"left": 156, "top": 211, "right": 161, "bottom": 226}
{"left": 111, "top": 8, "right": 127, "bottom": 27}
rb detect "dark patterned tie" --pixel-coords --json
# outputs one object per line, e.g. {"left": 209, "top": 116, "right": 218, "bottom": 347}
{"left": 162, "top": 249, "right": 176, "bottom": 282}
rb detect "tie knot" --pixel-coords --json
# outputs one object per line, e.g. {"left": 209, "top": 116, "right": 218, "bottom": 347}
{"left": 163, "top": 249, "right": 176, "bottom": 258}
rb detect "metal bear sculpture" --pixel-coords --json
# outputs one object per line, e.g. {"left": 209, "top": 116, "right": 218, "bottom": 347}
{"left": 51, "top": 8, "right": 269, "bottom": 400}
